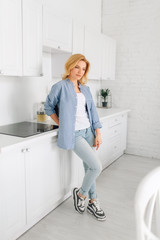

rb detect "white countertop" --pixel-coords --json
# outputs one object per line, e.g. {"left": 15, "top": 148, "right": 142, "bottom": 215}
{"left": 0, "top": 108, "right": 130, "bottom": 153}
{"left": 96, "top": 107, "right": 130, "bottom": 120}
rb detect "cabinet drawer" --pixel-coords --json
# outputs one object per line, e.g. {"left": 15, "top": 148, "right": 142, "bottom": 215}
{"left": 108, "top": 125, "right": 121, "bottom": 138}
{"left": 108, "top": 115, "right": 121, "bottom": 127}
{"left": 108, "top": 135, "right": 121, "bottom": 157}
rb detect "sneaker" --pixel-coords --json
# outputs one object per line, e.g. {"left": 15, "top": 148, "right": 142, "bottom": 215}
{"left": 87, "top": 199, "right": 106, "bottom": 221}
{"left": 73, "top": 188, "right": 85, "bottom": 214}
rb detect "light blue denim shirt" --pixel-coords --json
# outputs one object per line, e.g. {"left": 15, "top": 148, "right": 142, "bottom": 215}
{"left": 44, "top": 78, "right": 102, "bottom": 150}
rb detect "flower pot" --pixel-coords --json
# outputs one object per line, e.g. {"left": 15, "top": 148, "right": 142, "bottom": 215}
{"left": 102, "top": 101, "right": 107, "bottom": 107}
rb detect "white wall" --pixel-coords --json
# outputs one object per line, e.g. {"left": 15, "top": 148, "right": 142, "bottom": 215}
{"left": 0, "top": 0, "right": 102, "bottom": 126}
{"left": 102, "top": 0, "right": 160, "bottom": 159}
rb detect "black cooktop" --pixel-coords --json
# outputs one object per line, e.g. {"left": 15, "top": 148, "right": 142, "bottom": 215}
{"left": 0, "top": 121, "right": 59, "bottom": 138}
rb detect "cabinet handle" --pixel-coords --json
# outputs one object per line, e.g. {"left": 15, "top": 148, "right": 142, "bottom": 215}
{"left": 57, "top": 46, "right": 61, "bottom": 49}
{"left": 26, "top": 148, "right": 30, "bottom": 152}
{"left": 40, "top": 73, "right": 44, "bottom": 77}
{"left": 21, "top": 148, "right": 26, "bottom": 153}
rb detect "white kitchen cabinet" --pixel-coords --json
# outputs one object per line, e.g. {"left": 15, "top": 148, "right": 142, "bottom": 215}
{"left": 0, "top": 135, "right": 68, "bottom": 240}
{"left": 0, "top": 0, "right": 43, "bottom": 77}
{"left": 101, "top": 34, "right": 116, "bottom": 81}
{"left": 0, "top": 148, "right": 26, "bottom": 240}
{"left": 22, "top": 0, "right": 43, "bottom": 76}
{"left": 72, "top": 21, "right": 84, "bottom": 54}
{"left": 84, "top": 28, "right": 116, "bottom": 81}
{"left": 84, "top": 27, "right": 101, "bottom": 79}
{"left": 97, "top": 113, "right": 128, "bottom": 169}
{"left": 43, "top": 6, "right": 72, "bottom": 53}
{"left": 0, "top": 0, "right": 22, "bottom": 76}
{"left": 25, "top": 137, "right": 64, "bottom": 225}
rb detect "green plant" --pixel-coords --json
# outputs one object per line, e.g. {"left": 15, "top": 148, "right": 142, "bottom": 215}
{"left": 100, "top": 88, "right": 110, "bottom": 102}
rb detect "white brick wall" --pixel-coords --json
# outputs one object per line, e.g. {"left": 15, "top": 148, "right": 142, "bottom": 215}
{"left": 102, "top": 0, "right": 160, "bottom": 159}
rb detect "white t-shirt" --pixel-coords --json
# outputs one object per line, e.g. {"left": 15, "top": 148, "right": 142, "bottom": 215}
{"left": 75, "top": 92, "right": 91, "bottom": 130}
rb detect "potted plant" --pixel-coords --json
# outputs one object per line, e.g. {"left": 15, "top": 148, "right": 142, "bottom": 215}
{"left": 100, "top": 88, "right": 110, "bottom": 107}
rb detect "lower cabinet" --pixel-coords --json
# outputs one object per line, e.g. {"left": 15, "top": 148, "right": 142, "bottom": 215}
{"left": 97, "top": 113, "right": 128, "bottom": 169}
{"left": 0, "top": 136, "right": 71, "bottom": 240}
{"left": 25, "top": 137, "right": 64, "bottom": 226}
{"left": 0, "top": 148, "right": 26, "bottom": 240}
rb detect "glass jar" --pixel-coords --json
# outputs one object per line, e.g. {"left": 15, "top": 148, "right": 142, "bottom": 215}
{"left": 37, "top": 102, "right": 47, "bottom": 122}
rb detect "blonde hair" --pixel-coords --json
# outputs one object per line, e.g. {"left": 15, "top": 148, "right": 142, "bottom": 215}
{"left": 62, "top": 54, "right": 90, "bottom": 85}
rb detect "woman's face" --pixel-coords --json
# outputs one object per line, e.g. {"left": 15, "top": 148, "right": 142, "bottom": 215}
{"left": 69, "top": 60, "right": 87, "bottom": 81}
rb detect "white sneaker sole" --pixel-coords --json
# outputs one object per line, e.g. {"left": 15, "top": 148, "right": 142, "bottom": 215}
{"left": 87, "top": 207, "right": 106, "bottom": 221}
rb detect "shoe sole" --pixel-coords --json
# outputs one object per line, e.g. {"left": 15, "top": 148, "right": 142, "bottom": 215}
{"left": 73, "top": 188, "right": 84, "bottom": 214}
{"left": 87, "top": 207, "right": 106, "bottom": 221}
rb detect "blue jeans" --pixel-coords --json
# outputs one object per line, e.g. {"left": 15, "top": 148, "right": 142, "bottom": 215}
{"left": 73, "top": 126, "right": 102, "bottom": 199}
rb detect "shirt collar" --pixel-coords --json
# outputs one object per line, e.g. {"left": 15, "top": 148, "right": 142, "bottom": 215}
{"left": 66, "top": 78, "right": 83, "bottom": 89}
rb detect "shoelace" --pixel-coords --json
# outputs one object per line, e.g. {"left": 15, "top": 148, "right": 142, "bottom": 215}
{"left": 92, "top": 200, "right": 102, "bottom": 212}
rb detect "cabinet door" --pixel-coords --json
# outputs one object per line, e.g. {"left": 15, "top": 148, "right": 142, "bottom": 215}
{"left": 84, "top": 27, "right": 101, "bottom": 80}
{"left": 107, "top": 134, "right": 122, "bottom": 162}
{"left": 43, "top": 6, "right": 72, "bottom": 52}
{"left": 0, "top": 0, "right": 22, "bottom": 76}
{"left": 25, "top": 137, "right": 64, "bottom": 224}
{"left": 22, "top": 0, "right": 43, "bottom": 76}
{"left": 0, "top": 149, "right": 26, "bottom": 240}
{"left": 72, "top": 21, "right": 84, "bottom": 54}
{"left": 101, "top": 35, "right": 116, "bottom": 80}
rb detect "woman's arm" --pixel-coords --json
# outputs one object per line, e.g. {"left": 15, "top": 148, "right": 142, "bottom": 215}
{"left": 93, "top": 128, "right": 102, "bottom": 150}
{"left": 96, "top": 128, "right": 101, "bottom": 136}
{"left": 44, "top": 83, "right": 61, "bottom": 117}
{"left": 50, "top": 113, "right": 59, "bottom": 126}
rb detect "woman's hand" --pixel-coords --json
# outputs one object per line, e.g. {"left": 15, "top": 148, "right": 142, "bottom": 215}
{"left": 93, "top": 134, "right": 102, "bottom": 150}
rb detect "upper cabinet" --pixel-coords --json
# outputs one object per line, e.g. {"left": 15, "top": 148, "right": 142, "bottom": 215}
{"left": 72, "top": 21, "right": 84, "bottom": 55}
{"left": 84, "top": 27, "right": 102, "bottom": 80}
{"left": 43, "top": 6, "right": 72, "bottom": 53}
{"left": 0, "top": 1, "right": 116, "bottom": 79}
{"left": 0, "top": 0, "right": 22, "bottom": 76}
{"left": 84, "top": 27, "right": 116, "bottom": 80}
{"left": 22, "top": 0, "right": 43, "bottom": 76}
{"left": 101, "top": 34, "right": 116, "bottom": 81}
{"left": 0, "top": 0, "right": 43, "bottom": 77}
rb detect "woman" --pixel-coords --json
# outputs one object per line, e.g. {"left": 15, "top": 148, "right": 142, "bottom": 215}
{"left": 44, "top": 54, "right": 106, "bottom": 221}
